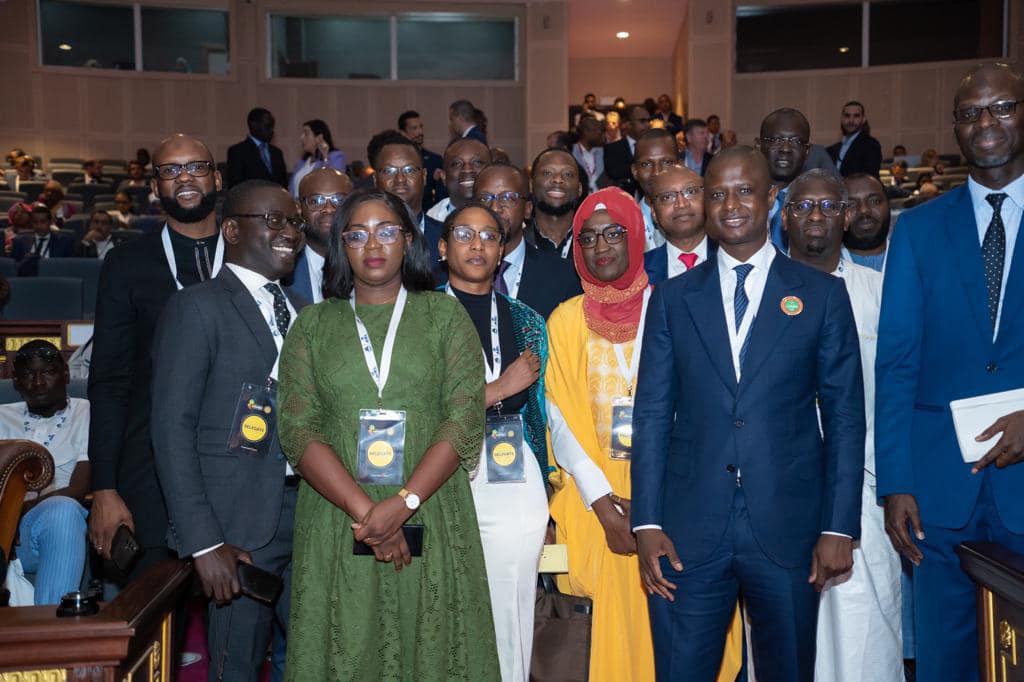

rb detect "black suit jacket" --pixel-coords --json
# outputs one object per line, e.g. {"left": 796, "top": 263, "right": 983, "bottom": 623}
{"left": 12, "top": 232, "right": 75, "bottom": 275}
{"left": 151, "top": 268, "right": 305, "bottom": 556}
{"left": 827, "top": 132, "right": 882, "bottom": 177}
{"left": 226, "top": 138, "right": 288, "bottom": 189}
{"left": 463, "top": 126, "right": 488, "bottom": 145}
{"left": 517, "top": 243, "right": 582, "bottom": 319}
{"left": 603, "top": 138, "right": 636, "bottom": 195}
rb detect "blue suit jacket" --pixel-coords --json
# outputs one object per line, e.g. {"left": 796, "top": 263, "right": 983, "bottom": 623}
{"left": 643, "top": 239, "right": 719, "bottom": 285}
{"left": 422, "top": 215, "right": 446, "bottom": 285}
{"left": 632, "top": 251, "right": 865, "bottom": 568}
{"left": 288, "top": 247, "right": 316, "bottom": 305}
{"left": 876, "top": 184, "right": 1024, "bottom": 531}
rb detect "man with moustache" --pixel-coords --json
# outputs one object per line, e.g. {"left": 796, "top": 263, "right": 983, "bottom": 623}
{"left": 474, "top": 163, "right": 581, "bottom": 318}
{"left": 782, "top": 169, "right": 902, "bottom": 681}
{"left": 877, "top": 62, "right": 1024, "bottom": 682}
{"left": 827, "top": 101, "right": 883, "bottom": 178}
{"left": 88, "top": 134, "right": 225, "bottom": 579}
{"left": 605, "top": 105, "right": 652, "bottom": 195}
{"left": 152, "top": 180, "right": 305, "bottom": 681}
{"left": 631, "top": 146, "right": 864, "bottom": 682}
{"left": 292, "top": 168, "right": 353, "bottom": 304}
{"left": 524, "top": 148, "right": 583, "bottom": 259}
{"left": 842, "top": 173, "right": 891, "bottom": 271}
{"left": 631, "top": 129, "right": 681, "bottom": 251}
{"left": 426, "top": 138, "right": 491, "bottom": 222}
{"left": 755, "top": 108, "right": 812, "bottom": 250}
{"left": 643, "top": 165, "right": 714, "bottom": 283}
{"left": 398, "top": 110, "right": 445, "bottom": 208}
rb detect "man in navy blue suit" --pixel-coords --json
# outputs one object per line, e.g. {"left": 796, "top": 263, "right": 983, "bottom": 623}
{"left": 877, "top": 62, "right": 1024, "bottom": 682}
{"left": 292, "top": 168, "right": 352, "bottom": 305}
{"left": 643, "top": 164, "right": 714, "bottom": 284}
{"left": 12, "top": 204, "right": 75, "bottom": 275}
{"left": 631, "top": 146, "right": 865, "bottom": 682}
{"left": 449, "top": 99, "right": 487, "bottom": 145}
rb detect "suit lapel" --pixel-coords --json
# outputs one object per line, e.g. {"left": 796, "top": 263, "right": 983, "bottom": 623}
{"left": 220, "top": 268, "right": 279, "bottom": 368}
{"left": 944, "top": 186, "right": 994, "bottom": 343}
{"left": 996, "top": 206, "right": 1024, "bottom": 345}
{"left": 737, "top": 256, "right": 804, "bottom": 393}
{"left": 291, "top": 249, "right": 314, "bottom": 304}
{"left": 684, "top": 264, "right": 738, "bottom": 395}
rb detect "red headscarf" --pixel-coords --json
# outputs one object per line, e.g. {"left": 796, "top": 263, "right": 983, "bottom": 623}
{"left": 571, "top": 187, "right": 650, "bottom": 343}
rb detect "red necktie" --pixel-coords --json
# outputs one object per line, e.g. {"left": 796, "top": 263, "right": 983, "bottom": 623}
{"left": 678, "top": 252, "right": 699, "bottom": 270}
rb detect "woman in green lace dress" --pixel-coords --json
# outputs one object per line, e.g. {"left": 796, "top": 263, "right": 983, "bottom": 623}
{"left": 278, "top": 189, "right": 499, "bottom": 681}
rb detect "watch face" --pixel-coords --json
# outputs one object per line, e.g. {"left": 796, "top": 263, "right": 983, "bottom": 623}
{"left": 405, "top": 493, "right": 421, "bottom": 509}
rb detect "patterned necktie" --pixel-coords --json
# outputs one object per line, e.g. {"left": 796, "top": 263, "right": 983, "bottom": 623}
{"left": 264, "top": 282, "right": 291, "bottom": 336}
{"left": 734, "top": 264, "right": 754, "bottom": 369}
{"left": 983, "top": 193, "right": 1008, "bottom": 331}
{"left": 494, "top": 260, "right": 511, "bottom": 295}
{"left": 678, "top": 252, "right": 699, "bottom": 270}
{"left": 259, "top": 142, "right": 273, "bottom": 174}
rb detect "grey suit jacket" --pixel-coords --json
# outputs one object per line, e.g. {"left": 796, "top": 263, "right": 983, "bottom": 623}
{"left": 150, "top": 267, "right": 305, "bottom": 557}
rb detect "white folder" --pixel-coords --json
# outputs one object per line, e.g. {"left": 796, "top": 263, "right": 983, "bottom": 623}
{"left": 950, "top": 388, "right": 1024, "bottom": 463}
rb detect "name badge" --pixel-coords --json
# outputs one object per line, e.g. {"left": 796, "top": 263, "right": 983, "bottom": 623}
{"left": 485, "top": 413, "right": 526, "bottom": 483}
{"left": 610, "top": 396, "right": 633, "bottom": 461}
{"left": 227, "top": 382, "right": 277, "bottom": 457}
{"left": 357, "top": 409, "right": 406, "bottom": 485}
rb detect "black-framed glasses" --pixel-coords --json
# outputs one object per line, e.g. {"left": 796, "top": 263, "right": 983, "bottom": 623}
{"left": 475, "top": 191, "right": 523, "bottom": 207}
{"left": 953, "top": 99, "right": 1024, "bottom": 123}
{"left": 378, "top": 164, "right": 422, "bottom": 178}
{"left": 759, "top": 136, "right": 807, "bottom": 150}
{"left": 341, "top": 225, "right": 405, "bottom": 248}
{"left": 229, "top": 211, "right": 307, "bottom": 231}
{"left": 154, "top": 160, "right": 215, "bottom": 180}
{"left": 577, "top": 224, "right": 627, "bottom": 248}
{"left": 450, "top": 225, "right": 503, "bottom": 244}
{"left": 655, "top": 186, "right": 703, "bottom": 205}
{"left": 785, "top": 198, "right": 846, "bottom": 217}
{"left": 302, "top": 193, "right": 347, "bottom": 210}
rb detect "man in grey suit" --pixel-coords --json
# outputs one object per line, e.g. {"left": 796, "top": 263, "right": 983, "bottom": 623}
{"left": 151, "top": 179, "right": 305, "bottom": 681}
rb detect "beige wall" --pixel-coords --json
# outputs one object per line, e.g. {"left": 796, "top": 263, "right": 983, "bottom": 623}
{"left": 0, "top": 0, "right": 567, "bottom": 170}
{"left": 568, "top": 57, "right": 673, "bottom": 109}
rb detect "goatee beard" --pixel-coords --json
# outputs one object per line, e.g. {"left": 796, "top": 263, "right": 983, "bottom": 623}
{"left": 534, "top": 197, "right": 576, "bottom": 217}
{"left": 843, "top": 222, "right": 889, "bottom": 251}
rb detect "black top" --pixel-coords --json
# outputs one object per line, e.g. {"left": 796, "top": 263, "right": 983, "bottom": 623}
{"left": 450, "top": 286, "right": 527, "bottom": 414}
{"left": 167, "top": 226, "right": 219, "bottom": 287}
{"left": 525, "top": 218, "right": 571, "bottom": 257}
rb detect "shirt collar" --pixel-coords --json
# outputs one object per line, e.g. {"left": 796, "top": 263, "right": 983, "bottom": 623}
{"left": 967, "top": 173, "right": 1024, "bottom": 212}
{"left": 305, "top": 244, "right": 325, "bottom": 269}
{"left": 717, "top": 237, "right": 775, "bottom": 273}
{"left": 225, "top": 262, "right": 279, "bottom": 294}
{"left": 504, "top": 236, "right": 527, "bottom": 268}
{"left": 462, "top": 125, "right": 476, "bottom": 138}
{"left": 248, "top": 134, "right": 265, "bottom": 148}
{"left": 666, "top": 234, "right": 708, "bottom": 261}
{"left": 842, "top": 130, "right": 861, "bottom": 145}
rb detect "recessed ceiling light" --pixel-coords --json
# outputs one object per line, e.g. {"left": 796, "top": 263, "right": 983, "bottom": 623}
{"left": 616, "top": 31, "right": 630, "bottom": 39}
{"left": 838, "top": 46, "right": 850, "bottom": 54}
{"left": 58, "top": 43, "right": 72, "bottom": 51}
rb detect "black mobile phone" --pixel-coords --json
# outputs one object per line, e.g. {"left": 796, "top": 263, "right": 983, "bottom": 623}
{"left": 110, "top": 524, "right": 142, "bottom": 574}
{"left": 237, "top": 562, "right": 284, "bottom": 605}
{"left": 353, "top": 524, "right": 424, "bottom": 557}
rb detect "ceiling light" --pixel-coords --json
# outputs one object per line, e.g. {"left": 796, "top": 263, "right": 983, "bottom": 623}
{"left": 616, "top": 31, "right": 630, "bottom": 39}
{"left": 838, "top": 46, "right": 850, "bottom": 54}
{"left": 58, "top": 43, "right": 72, "bottom": 51}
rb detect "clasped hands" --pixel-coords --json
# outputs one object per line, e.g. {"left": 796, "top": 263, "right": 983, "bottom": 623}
{"left": 352, "top": 495, "right": 415, "bottom": 571}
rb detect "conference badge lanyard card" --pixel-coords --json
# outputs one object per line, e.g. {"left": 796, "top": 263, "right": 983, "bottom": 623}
{"left": 485, "top": 413, "right": 526, "bottom": 483}
{"left": 353, "top": 287, "right": 408, "bottom": 486}
{"left": 227, "top": 380, "right": 277, "bottom": 457}
{"left": 609, "top": 287, "right": 651, "bottom": 461}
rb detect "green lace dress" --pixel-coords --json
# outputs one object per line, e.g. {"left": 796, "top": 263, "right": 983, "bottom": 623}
{"left": 278, "top": 290, "right": 500, "bottom": 681}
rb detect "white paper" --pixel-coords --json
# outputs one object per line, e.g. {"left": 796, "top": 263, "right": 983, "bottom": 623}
{"left": 950, "top": 388, "right": 1024, "bottom": 463}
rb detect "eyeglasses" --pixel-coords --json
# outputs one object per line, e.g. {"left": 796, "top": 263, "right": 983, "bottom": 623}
{"left": 785, "top": 199, "right": 846, "bottom": 217}
{"left": 759, "top": 136, "right": 807, "bottom": 150}
{"left": 476, "top": 191, "right": 523, "bottom": 207}
{"left": 378, "top": 165, "right": 422, "bottom": 178}
{"left": 154, "top": 160, "right": 215, "bottom": 180}
{"left": 341, "top": 225, "right": 405, "bottom": 248}
{"left": 229, "top": 211, "right": 307, "bottom": 231}
{"left": 953, "top": 99, "right": 1024, "bottom": 123}
{"left": 302, "top": 193, "right": 347, "bottom": 210}
{"left": 577, "top": 224, "right": 627, "bottom": 248}
{"left": 450, "top": 225, "right": 503, "bottom": 244}
{"left": 655, "top": 186, "right": 703, "bottom": 205}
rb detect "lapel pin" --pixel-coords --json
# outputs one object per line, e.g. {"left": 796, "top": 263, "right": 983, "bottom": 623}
{"left": 780, "top": 295, "right": 803, "bottom": 316}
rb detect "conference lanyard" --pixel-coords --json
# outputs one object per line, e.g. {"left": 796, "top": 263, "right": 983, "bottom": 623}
{"left": 351, "top": 286, "right": 408, "bottom": 408}
{"left": 611, "top": 287, "right": 652, "bottom": 397}
{"left": 446, "top": 285, "right": 501, "bottom": 383}
{"left": 161, "top": 225, "right": 224, "bottom": 291}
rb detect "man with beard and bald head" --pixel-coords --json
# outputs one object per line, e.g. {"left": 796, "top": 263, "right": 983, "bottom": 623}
{"left": 842, "top": 173, "right": 891, "bottom": 271}
{"left": 756, "top": 108, "right": 812, "bottom": 250}
{"left": 877, "top": 62, "right": 1024, "bottom": 682}
{"left": 292, "top": 167, "right": 352, "bottom": 304}
{"left": 525, "top": 148, "right": 583, "bottom": 259}
{"left": 426, "top": 138, "right": 491, "bottom": 222}
{"left": 604, "top": 105, "right": 651, "bottom": 195}
{"left": 643, "top": 164, "right": 715, "bottom": 283}
{"left": 632, "top": 128, "right": 681, "bottom": 251}
{"left": 87, "top": 133, "right": 224, "bottom": 580}
{"left": 474, "top": 163, "right": 581, "bottom": 318}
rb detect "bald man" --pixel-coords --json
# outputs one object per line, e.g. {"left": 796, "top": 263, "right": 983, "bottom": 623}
{"left": 292, "top": 168, "right": 352, "bottom": 304}
{"left": 642, "top": 164, "right": 715, "bottom": 283}
{"left": 88, "top": 134, "right": 225, "bottom": 579}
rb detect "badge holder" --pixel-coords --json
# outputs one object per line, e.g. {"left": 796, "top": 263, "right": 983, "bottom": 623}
{"left": 485, "top": 413, "right": 526, "bottom": 483}
{"left": 609, "top": 396, "right": 634, "bottom": 461}
{"left": 356, "top": 409, "right": 406, "bottom": 485}
{"left": 227, "top": 381, "right": 277, "bottom": 457}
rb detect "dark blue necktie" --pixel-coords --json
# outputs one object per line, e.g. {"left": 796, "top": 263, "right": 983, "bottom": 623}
{"left": 983, "top": 193, "right": 1007, "bottom": 332}
{"left": 259, "top": 142, "right": 272, "bottom": 174}
{"left": 734, "top": 264, "right": 754, "bottom": 369}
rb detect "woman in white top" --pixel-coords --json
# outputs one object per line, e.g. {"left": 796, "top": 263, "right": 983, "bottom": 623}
{"left": 288, "top": 119, "right": 347, "bottom": 198}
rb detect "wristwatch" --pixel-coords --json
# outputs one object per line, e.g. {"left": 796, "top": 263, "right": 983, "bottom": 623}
{"left": 398, "top": 487, "right": 421, "bottom": 510}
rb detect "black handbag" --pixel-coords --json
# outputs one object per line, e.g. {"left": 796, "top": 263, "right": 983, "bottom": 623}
{"left": 530, "top": 573, "right": 593, "bottom": 682}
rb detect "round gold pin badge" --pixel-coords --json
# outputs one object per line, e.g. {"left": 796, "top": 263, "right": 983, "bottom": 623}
{"left": 780, "top": 295, "right": 804, "bottom": 316}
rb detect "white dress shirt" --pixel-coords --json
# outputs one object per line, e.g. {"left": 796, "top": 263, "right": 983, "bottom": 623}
{"left": 638, "top": 199, "right": 666, "bottom": 252}
{"left": 665, "top": 235, "right": 709, "bottom": 279}
{"left": 967, "top": 174, "right": 1024, "bottom": 339}
{"left": 835, "top": 130, "right": 861, "bottom": 172}
{"left": 304, "top": 245, "right": 325, "bottom": 304}
{"left": 501, "top": 237, "right": 527, "bottom": 298}
{"left": 427, "top": 197, "right": 454, "bottom": 222}
{"left": 573, "top": 143, "right": 604, "bottom": 194}
{"left": 718, "top": 240, "right": 776, "bottom": 382}
{"left": 626, "top": 135, "right": 637, "bottom": 157}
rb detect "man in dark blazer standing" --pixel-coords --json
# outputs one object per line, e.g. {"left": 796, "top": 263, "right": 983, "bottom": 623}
{"left": 604, "top": 105, "right": 651, "bottom": 196}
{"left": 292, "top": 167, "right": 352, "bottom": 305}
{"left": 226, "top": 108, "right": 288, "bottom": 189}
{"left": 827, "top": 101, "right": 883, "bottom": 177}
{"left": 631, "top": 147, "right": 865, "bottom": 682}
{"left": 87, "top": 134, "right": 225, "bottom": 578}
{"left": 643, "top": 165, "right": 716, "bottom": 284}
{"left": 152, "top": 180, "right": 304, "bottom": 681}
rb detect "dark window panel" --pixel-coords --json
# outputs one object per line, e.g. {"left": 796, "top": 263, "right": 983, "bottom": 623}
{"left": 736, "top": 4, "right": 863, "bottom": 73}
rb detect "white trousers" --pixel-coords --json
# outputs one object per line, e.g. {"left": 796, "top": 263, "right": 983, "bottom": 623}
{"left": 470, "top": 444, "right": 549, "bottom": 682}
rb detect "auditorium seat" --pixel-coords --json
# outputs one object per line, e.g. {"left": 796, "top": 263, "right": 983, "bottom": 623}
{"left": 121, "top": 186, "right": 153, "bottom": 213}
{"left": 112, "top": 229, "right": 143, "bottom": 244}
{"left": 0, "top": 198, "right": 21, "bottom": 213}
{"left": 129, "top": 215, "right": 164, "bottom": 233}
{"left": 68, "top": 183, "right": 112, "bottom": 211}
{"left": 16, "top": 182, "right": 45, "bottom": 200}
{"left": 0, "top": 259, "right": 15, "bottom": 279}
{"left": 38, "top": 259, "right": 101, "bottom": 319}
{"left": 49, "top": 157, "right": 84, "bottom": 167}
{"left": 0, "top": 191, "right": 27, "bottom": 200}
{"left": 63, "top": 215, "right": 91, "bottom": 238}
{"left": 1, "top": 277, "right": 83, "bottom": 320}
{"left": 53, "top": 171, "right": 84, "bottom": 187}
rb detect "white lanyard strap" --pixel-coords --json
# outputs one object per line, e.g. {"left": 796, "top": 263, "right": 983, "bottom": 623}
{"left": 612, "top": 287, "right": 652, "bottom": 397}
{"left": 561, "top": 232, "right": 573, "bottom": 260}
{"left": 508, "top": 261, "right": 523, "bottom": 300}
{"left": 161, "top": 225, "right": 225, "bottom": 291}
{"left": 351, "top": 286, "right": 408, "bottom": 406}
{"left": 446, "top": 285, "right": 502, "bottom": 382}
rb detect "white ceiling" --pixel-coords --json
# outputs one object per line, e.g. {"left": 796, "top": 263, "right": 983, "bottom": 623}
{"left": 566, "top": 0, "right": 689, "bottom": 59}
